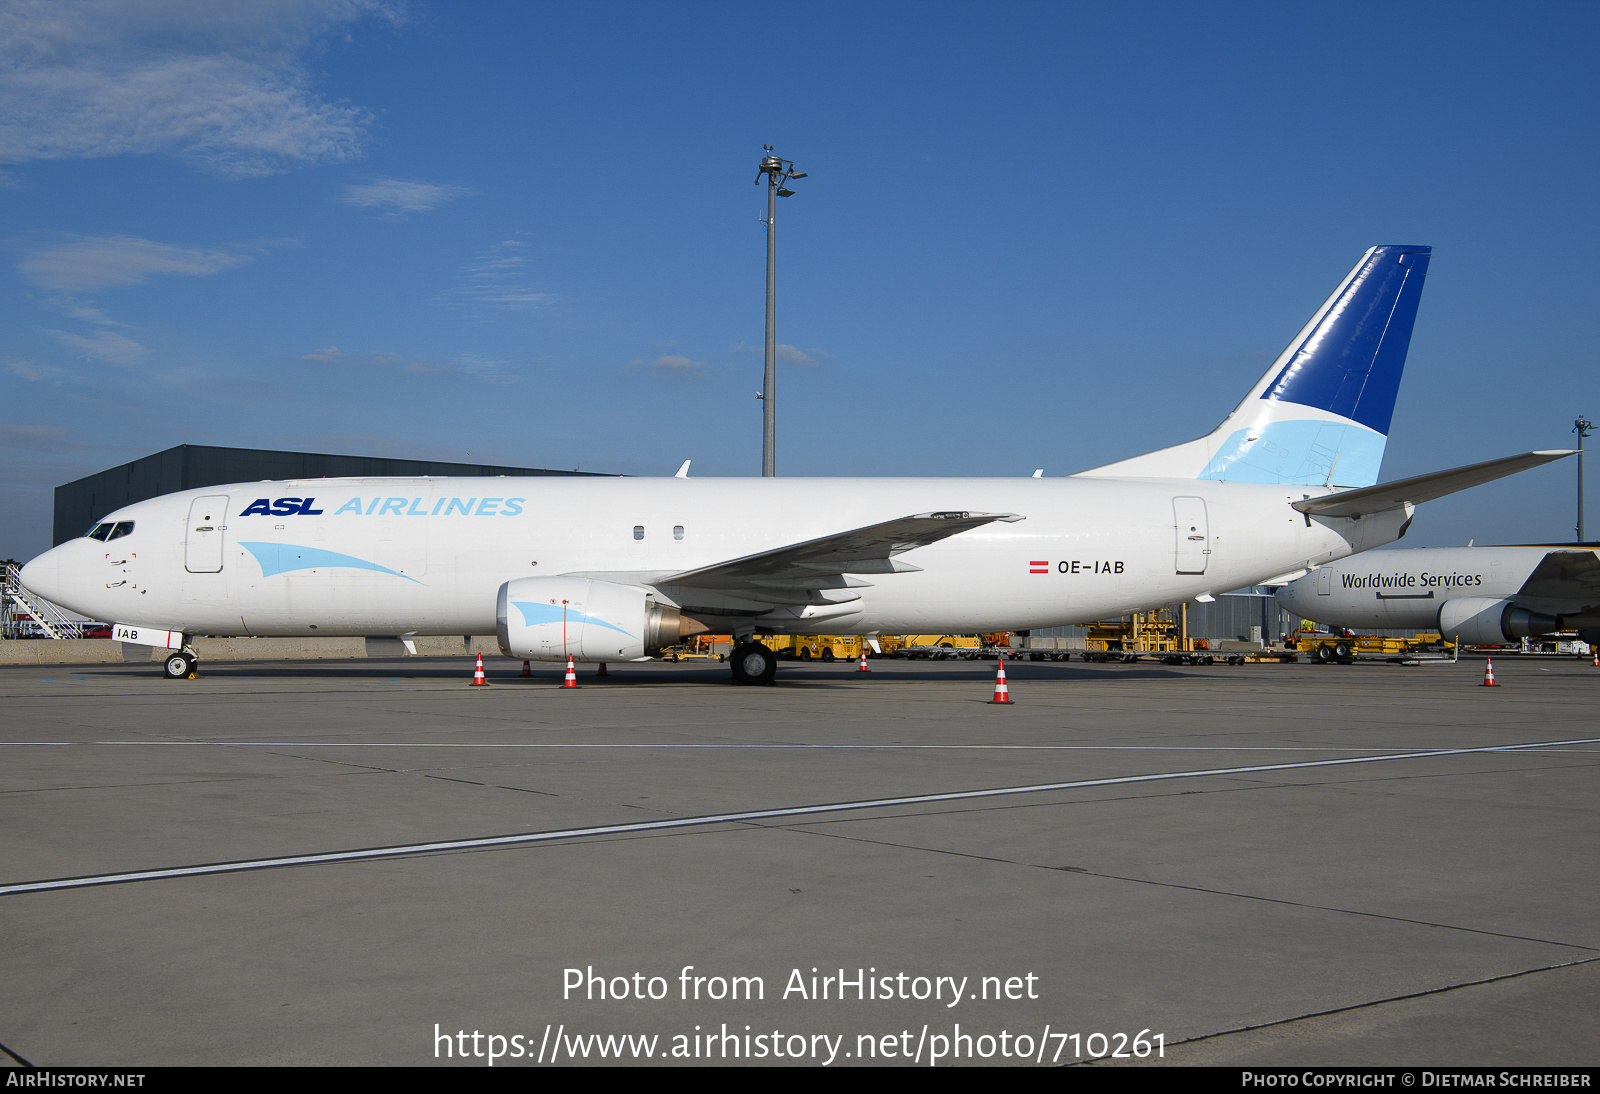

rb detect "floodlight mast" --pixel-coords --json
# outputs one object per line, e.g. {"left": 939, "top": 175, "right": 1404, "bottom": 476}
{"left": 756, "top": 146, "right": 806, "bottom": 476}
{"left": 1577, "top": 415, "right": 1594, "bottom": 541}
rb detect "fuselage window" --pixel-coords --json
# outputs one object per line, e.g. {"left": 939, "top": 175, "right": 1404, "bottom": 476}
{"left": 673, "top": 525, "right": 684, "bottom": 541}
{"left": 633, "top": 525, "right": 644, "bottom": 541}
{"left": 85, "top": 523, "right": 114, "bottom": 541}
{"left": 106, "top": 522, "right": 135, "bottom": 541}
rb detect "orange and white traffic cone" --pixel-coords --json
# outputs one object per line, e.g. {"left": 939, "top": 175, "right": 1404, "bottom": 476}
{"left": 470, "top": 653, "right": 489, "bottom": 686}
{"left": 596, "top": 662, "right": 608, "bottom": 677}
{"left": 990, "top": 658, "right": 1012, "bottom": 704}
{"left": 1592, "top": 648, "right": 1598, "bottom": 667}
{"left": 562, "top": 657, "right": 578, "bottom": 688}
{"left": 1481, "top": 657, "right": 1499, "bottom": 686}
{"left": 521, "top": 660, "right": 531, "bottom": 677}
{"left": 858, "top": 651, "right": 870, "bottom": 672}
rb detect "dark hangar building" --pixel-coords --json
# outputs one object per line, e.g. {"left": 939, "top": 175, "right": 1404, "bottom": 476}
{"left": 53, "top": 444, "right": 609, "bottom": 546}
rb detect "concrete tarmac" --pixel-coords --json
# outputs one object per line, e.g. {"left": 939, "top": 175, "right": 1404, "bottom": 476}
{"left": 1, "top": 653, "right": 1596, "bottom": 1067}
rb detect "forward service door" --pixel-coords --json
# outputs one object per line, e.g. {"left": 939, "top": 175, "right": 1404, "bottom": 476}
{"left": 185, "top": 495, "right": 229, "bottom": 573}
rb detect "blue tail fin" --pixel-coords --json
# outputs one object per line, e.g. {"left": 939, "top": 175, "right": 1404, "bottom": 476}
{"left": 1256, "top": 245, "right": 1430, "bottom": 438}
{"left": 1077, "top": 245, "right": 1431, "bottom": 486}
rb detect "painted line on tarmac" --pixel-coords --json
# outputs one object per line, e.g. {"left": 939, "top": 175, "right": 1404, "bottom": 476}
{"left": 5, "top": 735, "right": 1597, "bottom": 897}
{"left": 7, "top": 741, "right": 1600, "bottom": 753}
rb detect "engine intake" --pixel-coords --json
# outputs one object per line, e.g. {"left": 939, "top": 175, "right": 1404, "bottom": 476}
{"left": 496, "top": 577, "right": 704, "bottom": 661}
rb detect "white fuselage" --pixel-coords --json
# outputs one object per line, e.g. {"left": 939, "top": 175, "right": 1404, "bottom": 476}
{"left": 1276, "top": 546, "right": 1600, "bottom": 631}
{"left": 23, "top": 474, "right": 1405, "bottom": 641}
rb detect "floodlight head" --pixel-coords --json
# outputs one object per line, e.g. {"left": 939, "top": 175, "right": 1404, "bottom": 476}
{"left": 776, "top": 187, "right": 795, "bottom": 197}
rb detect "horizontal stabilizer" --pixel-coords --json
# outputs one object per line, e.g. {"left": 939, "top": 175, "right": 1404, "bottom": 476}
{"left": 1291, "top": 450, "right": 1575, "bottom": 518}
{"left": 666, "top": 511, "right": 1023, "bottom": 591}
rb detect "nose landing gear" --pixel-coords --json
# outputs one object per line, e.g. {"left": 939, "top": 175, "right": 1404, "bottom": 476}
{"left": 162, "top": 647, "right": 198, "bottom": 680}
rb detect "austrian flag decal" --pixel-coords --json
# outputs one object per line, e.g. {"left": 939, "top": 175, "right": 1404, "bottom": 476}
{"left": 1029, "top": 560, "right": 1049, "bottom": 574}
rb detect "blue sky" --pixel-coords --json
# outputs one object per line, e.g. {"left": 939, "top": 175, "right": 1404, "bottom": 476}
{"left": 3, "top": 0, "right": 1596, "bottom": 561}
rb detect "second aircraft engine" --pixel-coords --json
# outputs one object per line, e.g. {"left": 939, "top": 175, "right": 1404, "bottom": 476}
{"left": 1437, "top": 597, "right": 1559, "bottom": 645}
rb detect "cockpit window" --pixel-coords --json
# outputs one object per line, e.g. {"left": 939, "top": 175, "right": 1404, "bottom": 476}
{"left": 85, "top": 523, "right": 114, "bottom": 541}
{"left": 106, "top": 522, "right": 135, "bottom": 541}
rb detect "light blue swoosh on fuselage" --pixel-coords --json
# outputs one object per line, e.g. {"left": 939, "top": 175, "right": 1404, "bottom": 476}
{"left": 238, "top": 542, "right": 425, "bottom": 585}
{"left": 511, "top": 600, "right": 635, "bottom": 637}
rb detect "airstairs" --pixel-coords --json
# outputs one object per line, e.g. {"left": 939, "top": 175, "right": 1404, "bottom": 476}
{"left": 2, "top": 563, "right": 84, "bottom": 639}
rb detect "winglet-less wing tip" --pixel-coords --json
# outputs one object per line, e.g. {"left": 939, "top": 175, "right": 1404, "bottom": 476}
{"left": 912, "top": 511, "right": 1025, "bottom": 523}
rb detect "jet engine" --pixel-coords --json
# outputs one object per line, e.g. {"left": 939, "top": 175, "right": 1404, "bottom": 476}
{"left": 496, "top": 577, "right": 705, "bottom": 661}
{"left": 1437, "top": 597, "right": 1559, "bottom": 645}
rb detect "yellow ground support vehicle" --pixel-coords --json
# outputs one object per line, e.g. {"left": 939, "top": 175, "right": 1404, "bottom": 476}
{"left": 893, "top": 634, "right": 985, "bottom": 660}
{"left": 758, "top": 634, "right": 868, "bottom": 662}
{"left": 1080, "top": 610, "right": 1183, "bottom": 660}
{"left": 1076, "top": 606, "right": 1292, "bottom": 665}
{"left": 658, "top": 634, "right": 731, "bottom": 661}
{"left": 1293, "top": 631, "right": 1453, "bottom": 665}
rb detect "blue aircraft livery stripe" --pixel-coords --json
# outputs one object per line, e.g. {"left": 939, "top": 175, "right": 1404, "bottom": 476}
{"left": 511, "top": 600, "right": 635, "bottom": 638}
{"left": 1198, "top": 418, "right": 1387, "bottom": 487}
{"left": 1260, "top": 245, "right": 1431, "bottom": 436}
{"left": 238, "top": 542, "right": 424, "bottom": 585}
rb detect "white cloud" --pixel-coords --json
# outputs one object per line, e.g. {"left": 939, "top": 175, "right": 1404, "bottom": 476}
{"left": 629, "top": 354, "right": 708, "bottom": 377}
{"left": 442, "top": 239, "right": 561, "bottom": 310}
{"left": 310, "top": 348, "right": 508, "bottom": 378}
{"left": 56, "top": 299, "right": 127, "bottom": 326}
{"left": 0, "top": 0, "right": 398, "bottom": 178}
{"left": 0, "top": 424, "right": 85, "bottom": 453}
{"left": 21, "top": 235, "right": 249, "bottom": 292}
{"left": 732, "top": 340, "right": 823, "bottom": 365}
{"left": 458, "top": 287, "right": 561, "bottom": 307}
{"left": 343, "top": 177, "right": 468, "bottom": 214}
{"left": 6, "top": 360, "right": 65, "bottom": 382}
{"left": 448, "top": 353, "right": 508, "bottom": 377}
{"left": 49, "top": 329, "right": 148, "bottom": 365}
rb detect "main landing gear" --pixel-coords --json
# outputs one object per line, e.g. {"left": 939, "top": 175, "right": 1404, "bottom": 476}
{"left": 729, "top": 642, "right": 777, "bottom": 686}
{"left": 162, "top": 647, "right": 199, "bottom": 680}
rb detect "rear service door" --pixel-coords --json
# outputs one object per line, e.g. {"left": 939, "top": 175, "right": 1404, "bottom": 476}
{"left": 1173, "top": 496, "right": 1210, "bottom": 575}
{"left": 185, "top": 495, "right": 229, "bottom": 573}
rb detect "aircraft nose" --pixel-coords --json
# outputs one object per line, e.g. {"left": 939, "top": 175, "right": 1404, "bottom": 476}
{"left": 19, "top": 548, "right": 64, "bottom": 604}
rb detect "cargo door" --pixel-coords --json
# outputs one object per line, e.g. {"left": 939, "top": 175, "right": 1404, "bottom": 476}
{"left": 1173, "top": 496, "right": 1210, "bottom": 575}
{"left": 185, "top": 495, "right": 229, "bottom": 573}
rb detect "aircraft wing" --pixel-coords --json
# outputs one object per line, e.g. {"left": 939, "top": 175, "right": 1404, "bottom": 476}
{"left": 1291, "top": 450, "right": 1574, "bottom": 518}
{"left": 1517, "top": 549, "right": 1600, "bottom": 601}
{"left": 665, "top": 510, "right": 1023, "bottom": 592}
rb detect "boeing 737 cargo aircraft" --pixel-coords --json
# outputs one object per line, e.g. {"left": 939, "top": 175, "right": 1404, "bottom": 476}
{"left": 1276, "top": 544, "right": 1600, "bottom": 647}
{"left": 18, "top": 245, "right": 1573, "bottom": 683}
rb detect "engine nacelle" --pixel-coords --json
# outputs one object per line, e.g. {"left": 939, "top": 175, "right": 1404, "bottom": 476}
{"left": 1438, "top": 597, "right": 1560, "bottom": 645}
{"left": 496, "top": 577, "right": 699, "bottom": 661}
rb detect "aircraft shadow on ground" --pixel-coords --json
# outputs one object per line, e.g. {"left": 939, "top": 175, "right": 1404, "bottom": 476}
{"left": 76, "top": 658, "right": 1197, "bottom": 685}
